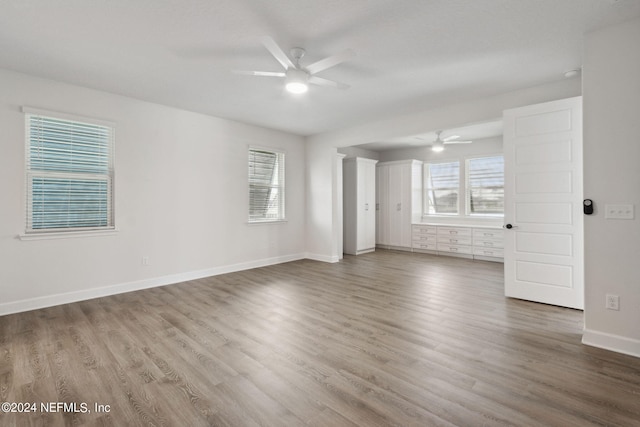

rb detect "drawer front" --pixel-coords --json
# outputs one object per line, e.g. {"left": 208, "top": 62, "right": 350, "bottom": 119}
{"left": 437, "top": 226, "right": 472, "bottom": 237}
{"left": 473, "top": 238, "right": 504, "bottom": 249}
{"left": 437, "top": 235, "right": 472, "bottom": 246}
{"left": 413, "top": 234, "right": 438, "bottom": 243}
{"left": 437, "top": 243, "right": 473, "bottom": 254}
{"left": 413, "top": 225, "right": 437, "bottom": 235}
{"left": 472, "top": 228, "right": 504, "bottom": 240}
{"left": 413, "top": 242, "right": 437, "bottom": 251}
{"left": 473, "top": 247, "right": 504, "bottom": 258}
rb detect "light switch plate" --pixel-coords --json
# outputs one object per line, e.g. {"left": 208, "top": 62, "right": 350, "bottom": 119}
{"left": 604, "top": 204, "right": 634, "bottom": 220}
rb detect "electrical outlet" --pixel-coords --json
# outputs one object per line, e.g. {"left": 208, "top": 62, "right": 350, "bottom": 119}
{"left": 142, "top": 256, "right": 150, "bottom": 266}
{"left": 604, "top": 204, "right": 634, "bottom": 220}
{"left": 605, "top": 294, "right": 620, "bottom": 311}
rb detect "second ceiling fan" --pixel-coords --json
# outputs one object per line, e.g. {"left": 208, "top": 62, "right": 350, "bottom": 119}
{"left": 237, "top": 36, "right": 355, "bottom": 94}
{"left": 431, "top": 131, "right": 472, "bottom": 152}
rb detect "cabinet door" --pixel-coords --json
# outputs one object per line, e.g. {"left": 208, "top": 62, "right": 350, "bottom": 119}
{"left": 376, "top": 165, "right": 389, "bottom": 245}
{"left": 387, "top": 164, "right": 403, "bottom": 246}
{"left": 386, "top": 161, "right": 420, "bottom": 249}
{"left": 399, "top": 163, "right": 416, "bottom": 247}
{"left": 357, "top": 160, "right": 376, "bottom": 251}
{"left": 364, "top": 161, "right": 377, "bottom": 249}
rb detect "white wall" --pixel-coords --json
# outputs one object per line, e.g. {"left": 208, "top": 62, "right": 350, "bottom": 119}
{"left": 378, "top": 135, "right": 503, "bottom": 163}
{"left": 308, "top": 79, "right": 581, "bottom": 148}
{"left": 582, "top": 17, "right": 640, "bottom": 357}
{"left": 337, "top": 146, "right": 381, "bottom": 160}
{"left": 0, "top": 69, "right": 306, "bottom": 315}
{"left": 305, "top": 142, "right": 340, "bottom": 262}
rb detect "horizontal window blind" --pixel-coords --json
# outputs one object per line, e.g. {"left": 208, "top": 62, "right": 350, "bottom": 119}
{"left": 248, "top": 148, "right": 285, "bottom": 222}
{"left": 424, "top": 162, "right": 459, "bottom": 214}
{"left": 467, "top": 156, "right": 504, "bottom": 215}
{"left": 26, "top": 112, "right": 114, "bottom": 232}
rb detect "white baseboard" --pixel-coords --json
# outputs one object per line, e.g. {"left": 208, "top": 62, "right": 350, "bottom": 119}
{"left": 305, "top": 252, "right": 340, "bottom": 263}
{"left": 582, "top": 329, "right": 640, "bottom": 359}
{"left": 0, "top": 253, "right": 306, "bottom": 316}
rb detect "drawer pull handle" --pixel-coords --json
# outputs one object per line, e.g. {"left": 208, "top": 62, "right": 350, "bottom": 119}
{"left": 450, "top": 248, "right": 458, "bottom": 252}
{"left": 450, "top": 239, "right": 458, "bottom": 243}
{"left": 484, "top": 242, "right": 493, "bottom": 247}
{"left": 484, "top": 251, "right": 493, "bottom": 255}
{"left": 449, "top": 231, "right": 458, "bottom": 235}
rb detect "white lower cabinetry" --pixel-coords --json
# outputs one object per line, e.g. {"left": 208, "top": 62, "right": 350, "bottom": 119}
{"left": 412, "top": 224, "right": 504, "bottom": 262}
{"left": 472, "top": 228, "right": 504, "bottom": 259}
{"left": 411, "top": 225, "right": 437, "bottom": 251}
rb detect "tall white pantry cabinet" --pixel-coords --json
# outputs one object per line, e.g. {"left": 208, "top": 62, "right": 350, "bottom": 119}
{"left": 376, "top": 160, "right": 423, "bottom": 250}
{"left": 343, "top": 157, "right": 378, "bottom": 255}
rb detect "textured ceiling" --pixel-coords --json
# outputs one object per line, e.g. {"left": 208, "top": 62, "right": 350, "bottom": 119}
{"left": 1, "top": 0, "right": 639, "bottom": 139}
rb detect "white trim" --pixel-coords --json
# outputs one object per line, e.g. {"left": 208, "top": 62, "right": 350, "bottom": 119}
{"left": 305, "top": 252, "right": 340, "bottom": 263}
{"left": 19, "top": 228, "right": 118, "bottom": 241}
{"left": 22, "top": 106, "right": 115, "bottom": 128}
{"left": 0, "top": 253, "right": 305, "bottom": 316}
{"left": 248, "top": 146, "right": 286, "bottom": 223}
{"left": 23, "top": 107, "right": 116, "bottom": 234}
{"left": 246, "top": 219, "right": 288, "bottom": 226}
{"left": 582, "top": 329, "right": 640, "bottom": 359}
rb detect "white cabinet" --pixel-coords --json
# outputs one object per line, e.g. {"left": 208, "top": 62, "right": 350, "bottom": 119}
{"left": 412, "top": 224, "right": 437, "bottom": 252}
{"left": 411, "top": 224, "right": 504, "bottom": 262}
{"left": 376, "top": 160, "right": 422, "bottom": 250}
{"left": 343, "top": 157, "right": 378, "bottom": 255}
{"left": 472, "top": 228, "right": 504, "bottom": 259}
{"left": 437, "top": 226, "right": 473, "bottom": 255}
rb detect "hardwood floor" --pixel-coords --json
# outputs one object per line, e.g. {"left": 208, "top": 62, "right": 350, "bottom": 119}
{"left": 1, "top": 250, "right": 639, "bottom": 426}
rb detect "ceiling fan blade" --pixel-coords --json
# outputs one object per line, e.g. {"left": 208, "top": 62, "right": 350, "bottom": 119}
{"left": 260, "top": 36, "right": 295, "bottom": 70}
{"left": 309, "top": 76, "right": 350, "bottom": 90}
{"left": 234, "top": 70, "right": 286, "bottom": 77}
{"left": 443, "top": 135, "right": 460, "bottom": 142}
{"left": 444, "top": 140, "right": 473, "bottom": 144}
{"left": 306, "top": 49, "right": 355, "bottom": 75}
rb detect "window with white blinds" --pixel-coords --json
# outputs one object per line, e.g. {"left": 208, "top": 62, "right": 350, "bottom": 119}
{"left": 24, "top": 110, "right": 115, "bottom": 233}
{"left": 248, "top": 148, "right": 285, "bottom": 222}
{"left": 424, "top": 161, "right": 460, "bottom": 214}
{"left": 466, "top": 155, "right": 504, "bottom": 215}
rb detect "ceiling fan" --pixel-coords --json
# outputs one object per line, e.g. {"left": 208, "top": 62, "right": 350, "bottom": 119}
{"left": 431, "top": 130, "right": 472, "bottom": 152}
{"left": 236, "top": 36, "right": 355, "bottom": 94}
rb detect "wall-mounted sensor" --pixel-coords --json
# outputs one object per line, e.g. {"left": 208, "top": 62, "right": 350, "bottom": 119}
{"left": 584, "top": 199, "right": 594, "bottom": 215}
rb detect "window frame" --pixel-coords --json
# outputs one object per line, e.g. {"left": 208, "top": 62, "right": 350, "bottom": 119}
{"left": 21, "top": 107, "right": 116, "bottom": 238}
{"left": 247, "top": 146, "right": 286, "bottom": 224}
{"left": 465, "top": 154, "right": 505, "bottom": 217}
{"left": 423, "top": 160, "right": 461, "bottom": 216}
{"left": 423, "top": 153, "right": 504, "bottom": 219}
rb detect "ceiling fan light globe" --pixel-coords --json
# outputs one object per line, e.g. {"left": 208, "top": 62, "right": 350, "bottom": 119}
{"left": 286, "top": 81, "right": 309, "bottom": 94}
{"left": 285, "top": 68, "right": 309, "bottom": 94}
{"left": 432, "top": 144, "right": 444, "bottom": 152}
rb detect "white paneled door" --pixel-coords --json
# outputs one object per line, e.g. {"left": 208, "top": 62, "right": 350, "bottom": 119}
{"left": 503, "top": 96, "right": 584, "bottom": 309}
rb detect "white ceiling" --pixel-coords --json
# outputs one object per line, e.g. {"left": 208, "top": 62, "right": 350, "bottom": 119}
{"left": 1, "top": 0, "right": 639, "bottom": 140}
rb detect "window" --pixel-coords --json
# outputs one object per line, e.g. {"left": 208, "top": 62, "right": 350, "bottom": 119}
{"left": 466, "top": 156, "right": 504, "bottom": 216}
{"left": 424, "top": 161, "right": 460, "bottom": 214}
{"left": 24, "top": 109, "right": 114, "bottom": 234}
{"left": 248, "top": 148, "right": 285, "bottom": 222}
{"left": 424, "top": 155, "right": 504, "bottom": 217}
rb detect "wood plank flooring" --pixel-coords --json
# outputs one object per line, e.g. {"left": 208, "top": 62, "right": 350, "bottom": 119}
{"left": 1, "top": 250, "right": 639, "bottom": 426}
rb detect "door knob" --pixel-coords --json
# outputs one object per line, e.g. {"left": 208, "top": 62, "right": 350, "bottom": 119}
{"left": 505, "top": 224, "right": 514, "bottom": 229}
